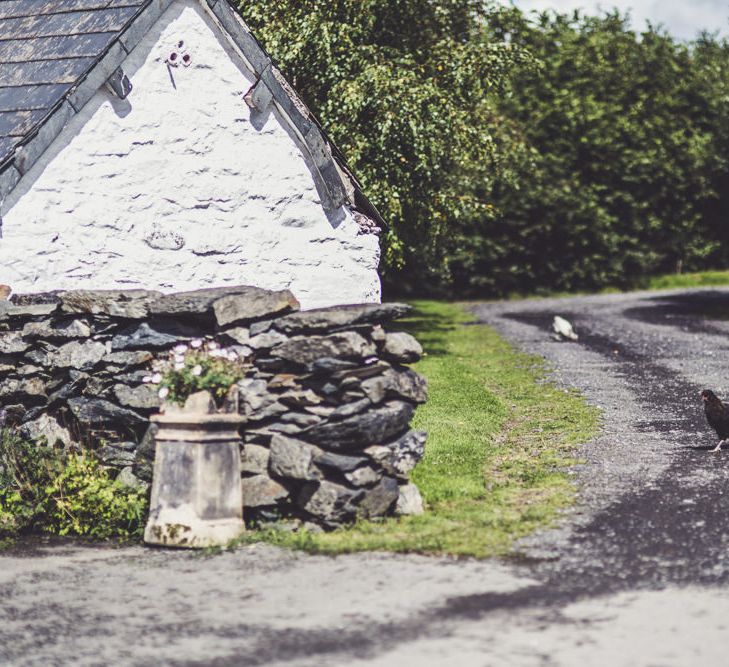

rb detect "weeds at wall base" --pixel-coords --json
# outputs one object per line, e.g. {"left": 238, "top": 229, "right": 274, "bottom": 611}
{"left": 0, "top": 431, "right": 148, "bottom": 541}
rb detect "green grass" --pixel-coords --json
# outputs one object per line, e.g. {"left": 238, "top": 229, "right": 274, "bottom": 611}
{"left": 486, "top": 269, "right": 729, "bottom": 304}
{"left": 643, "top": 270, "right": 729, "bottom": 290}
{"left": 237, "top": 301, "right": 599, "bottom": 558}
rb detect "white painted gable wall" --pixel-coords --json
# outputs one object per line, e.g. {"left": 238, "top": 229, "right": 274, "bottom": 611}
{"left": 0, "top": 0, "right": 381, "bottom": 309}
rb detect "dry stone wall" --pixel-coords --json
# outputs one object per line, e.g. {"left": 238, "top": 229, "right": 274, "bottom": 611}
{"left": 0, "top": 285, "right": 427, "bottom": 529}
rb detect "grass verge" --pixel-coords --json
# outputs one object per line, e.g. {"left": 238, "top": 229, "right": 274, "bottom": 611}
{"left": 237, "top": 301, "right": 599, "bottom": 558}
{"left": 643, "top": 270, "right": 729, "bottom": 290}
{"left": 502, "top": 269, "right": 729, "bottom": 301}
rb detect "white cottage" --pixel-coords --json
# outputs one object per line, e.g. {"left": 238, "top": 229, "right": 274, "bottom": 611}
{"left": 0, "top": 0, "right": 384, "bottom": 309}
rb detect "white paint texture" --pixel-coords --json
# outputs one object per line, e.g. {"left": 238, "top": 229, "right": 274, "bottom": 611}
{"left": 0, "top": 0, "right": 381, "bottom": 309}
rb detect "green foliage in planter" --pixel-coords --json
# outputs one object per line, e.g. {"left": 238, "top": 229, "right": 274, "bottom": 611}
{"left": 155, "top": 344, "right": 249, "bottom": 406}
{"left": 0, "top": 430, "right": 148, "bottom": 539}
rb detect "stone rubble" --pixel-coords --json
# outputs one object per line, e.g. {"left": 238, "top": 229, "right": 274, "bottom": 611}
{"left": 0, "top": 285, "right": 428, "bottom": 528}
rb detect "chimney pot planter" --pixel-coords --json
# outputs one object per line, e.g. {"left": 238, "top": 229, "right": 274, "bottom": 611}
{"left": 144, "top": 391, "right": 245, "bottom": 548}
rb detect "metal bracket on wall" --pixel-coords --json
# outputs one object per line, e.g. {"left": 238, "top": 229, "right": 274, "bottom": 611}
{"left": 243, "top": 76, "right": 273, "bottom": 113}
{"left": 106, "top": 67, "right": 133, "bottom": 99}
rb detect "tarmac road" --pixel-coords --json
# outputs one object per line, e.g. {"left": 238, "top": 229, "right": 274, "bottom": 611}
{"left": 4, "top": 287, "right": 729, "bottom": 667}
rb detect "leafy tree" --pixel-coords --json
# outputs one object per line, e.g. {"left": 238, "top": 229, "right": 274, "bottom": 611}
{"left": 237, "top": 2, "right": 729, "bottom": 296}
{"left": 454, "top": 9, "right": 719, "bottom": 295}
{"left": 693, "top": 34, "right": 729, "bottom": 267}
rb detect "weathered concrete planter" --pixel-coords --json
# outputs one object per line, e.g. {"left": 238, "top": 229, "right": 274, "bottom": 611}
{"left": 144, "top": 393, "right": 245, "bottom": 549}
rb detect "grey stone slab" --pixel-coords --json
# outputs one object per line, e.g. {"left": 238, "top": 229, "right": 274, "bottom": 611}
{"left": 269, "top": 434, "right": 322, "bottom": 481}
{"left": 14, "top": 100, "right": 75, "bottom": 175}
{"left": 51, "top": 339, "right": 107, "bottom": 369}
{"left": 244, "top": 77, "right": 273, "bottom": 113}
{"left": 297, "top": 480, "right": 362, "bottom": 524}
{"left": 273, "top": 303, "right": 412, "bottom": 335}
{"left": 213, "top": 288, "right": 299, "bottom": 326}
{"left": 313, "top": 451, "right": 369, "bottom": 473}
{"left": 0, "top": 138, "right": 19, "bottom": 167}
{"left": 0, "top": 0, "right": 44, "bottom": 19}
{"left": 361, "top": 368, "right": 428, "bottom": 405}
{"left": 240, "top": 444, "right": 269, "bottom": 475}
{"left": 358, "top": 476, "right": 399, "bottom": 518}
{"left": 382, "top": 332, "right": 423, "bottom": 364}
{"left": 0, "top": 84, "right": 72, "bottom": 113}
{"left": 240, "top": 474, "right": 288, "bottom": 508}
{"left": 0, "top": 58, "right": 95, "bottom": 87}
{"left": 0, "top": 109, "right": 47, "bottom": 137}
{"left": 318, "top": 160, "right": 349, "bottom": 209}
{"left": 394, "top": 482, "right": 424, "bottom": 515}
{"left": 150, "top": 285, "right": 252, "bottom": 316}
{"left": 67, "top": 41, "right": 128, "bottom": 111}
{"left": 0, "top": 162, "right": 21, "bottom": 199}
{"left": 68, "top": 397, "right": 146, "bottom": 427}
{"left": 304, "top": 123, "right": 331, "bottom": 170}
{"left": 0, "top": 302, "right": 60, "bottom": 318}
{"left": 19, "top": 413, "right": 74, "bottom": 448}
{"left": 0, "top": 33, "right": 118, "bottom": 63}
{"left": 301, "top": 401, "right": 414, "bottom": 451}
{"left": 0, "top": 331, "right": 30, "bottom": 353}
{"left": 111, "top": 321, "right": 193, "bottom": 350}
{"left": 271, "top": 332, "right": 376, "bottom": 366}
{"left": 60, "top": 288, "right": 160, "bottom": 317}
{"left": 209, "top": 0, "right": 269, "bottom": 74}
{"left": 365, "top": 431, "right": 426, "bottom": 480}
{"left": 105, "top": 0, "right": 146, "bottom": 9}
{"left": 113, "top": 383, "right": 161, "bottom": 409}
{"left": 260, "top": 66, "right": 311, "bottom": 132}
{"left": 119, "top": 0, "right": 172, "bottom": 54}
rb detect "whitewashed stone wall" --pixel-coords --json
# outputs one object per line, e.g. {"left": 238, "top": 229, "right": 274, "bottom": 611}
{"left": 0, "top": 0, "right": 381, "bottom": 310}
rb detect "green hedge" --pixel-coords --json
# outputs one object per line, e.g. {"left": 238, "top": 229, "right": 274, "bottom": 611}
{"left": 237, "top": 2, "right": 729, "bottom": 297}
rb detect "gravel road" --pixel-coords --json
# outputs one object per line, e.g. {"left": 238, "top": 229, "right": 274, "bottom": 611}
{"left": 4, "top": 287, "right": 729, "bottom": 667}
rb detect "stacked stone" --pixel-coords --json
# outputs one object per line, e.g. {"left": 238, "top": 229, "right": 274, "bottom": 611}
{"left": 0, "top": 285, "right": 427, "bottom": 528}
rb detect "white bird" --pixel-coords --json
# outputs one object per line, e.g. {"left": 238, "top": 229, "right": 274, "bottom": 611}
{"left": 552, "top": 315, "right": 578, "bottom": 341}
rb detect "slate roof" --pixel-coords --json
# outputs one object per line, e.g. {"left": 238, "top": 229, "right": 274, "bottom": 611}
{"left": 0, "top": 0, "right": 384, "bottom": 228}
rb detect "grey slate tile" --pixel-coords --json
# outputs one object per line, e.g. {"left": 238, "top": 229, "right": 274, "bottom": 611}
{"left": 0, "top": 137, "right": 20, "bottom": 165}
{"left": 0, "top": 58, "right": 95, "bottom": 87}
{"left": 0, "top": 162, "right": 21, "bottom": 199}
{"left": 0, "top": 109, "right": 48, "bottom": 136}
{"left": 0, "top": 1, "right": 144, "bottom": 20}
{"left": 0, "top": 7, "right": 139, "bottom": 40}
{"left": 106, "top": 0, "right": 147, "bottom": 8}
{"left": 0, "top": 33, "right": 118, "bottom": 63}
{"left": 0, "top": 84, "right": 72, "bottom": 112}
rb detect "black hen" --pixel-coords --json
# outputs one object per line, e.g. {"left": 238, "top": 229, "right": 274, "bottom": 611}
{"left": 701, "top": 390, "right": 729, "bottom": 452}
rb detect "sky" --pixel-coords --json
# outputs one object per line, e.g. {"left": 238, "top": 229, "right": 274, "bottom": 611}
{"left": 511, "top": 0, "right": 729, "bottom": 40}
